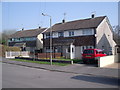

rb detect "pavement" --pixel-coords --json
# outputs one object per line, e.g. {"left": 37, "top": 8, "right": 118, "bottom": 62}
{"left": 104, "top": 63, "right": 120, "bottom": 69}
{"left": 1, "top": 57, "right": 120, "bottom": 79}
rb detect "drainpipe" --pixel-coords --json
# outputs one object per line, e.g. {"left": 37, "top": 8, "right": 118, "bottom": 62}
{"left": 70, "top": 43, "right": 73, "bottom": 59}
{"left": 94, "top": 28, "right": 97, "bottom": 48}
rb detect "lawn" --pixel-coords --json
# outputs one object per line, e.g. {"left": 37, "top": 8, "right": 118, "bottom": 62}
{"left": 53, "top": 57, "right": 82, "bottom": 63}
{"left": 10, "top": 59, "right": 70, "bottom": 66}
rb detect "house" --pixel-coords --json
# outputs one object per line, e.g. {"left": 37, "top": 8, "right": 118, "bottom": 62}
{"left": 8, "top": 27, "right": 46, "bottom": 53}
{"left": 43, "top": 15, "right": 116, "bottom": 59}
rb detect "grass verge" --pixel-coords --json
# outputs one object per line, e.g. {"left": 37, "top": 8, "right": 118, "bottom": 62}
{"left": 53, "top": 58, "right": 82, "bottom": 63}
{"left": 39, "top": 57, "right": 82, "bottom": 63}
{"left": 10, "top": 59, "right": 69, "bottom": 66}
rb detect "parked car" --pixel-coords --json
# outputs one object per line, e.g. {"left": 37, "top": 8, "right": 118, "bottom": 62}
{"left": 82, "top": 49, "right": 107, "bottom": 64}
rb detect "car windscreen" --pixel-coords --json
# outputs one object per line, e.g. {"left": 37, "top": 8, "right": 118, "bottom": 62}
{"left": 96, "top": 50, "right": 105, "bottom": 54}
{"left": 83, "top": 50, "right": 94, "bottom": 54}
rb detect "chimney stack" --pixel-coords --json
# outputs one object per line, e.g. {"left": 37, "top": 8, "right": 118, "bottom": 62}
{"left": 38, "top": 26, "right": 41, "bottom": 29}
{"left": 91, "top": 14, "right": 95, "bottom": 18}
{"left": 62, "top": 19, "right": 65, "bottom": 23}
{"left": 62, "top": 13, "right": 66, "bottom": 23}
{"left": 22, "top": 28, "right": 24, "bottom": 31}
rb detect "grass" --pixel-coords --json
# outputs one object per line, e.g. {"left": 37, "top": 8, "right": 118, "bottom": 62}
{"left": 52, "top": 57, "right": 82, "bottom": 63}
{"left": 10, "top": 59, "right": 69, "bottom": 66}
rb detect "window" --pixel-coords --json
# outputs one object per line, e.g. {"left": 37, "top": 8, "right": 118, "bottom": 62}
{"left": 69, "top": 31, "right": 74, "bottom": 36}
{"left": 96, "top": 50, "right": 104, "bottom": 54}
{"left": 67, "top": 47, "right": 74, "bottom": 53}
{"left": 25, "top": 37, "right": 36, "bottom": 41}
{"left": 20, "top": 38, "right": 24, "bottom": 41}
{"left": 8, "top": 38, "right": 12, "bottom": 42}
{"left": 82, "top": 46, "right": 85, "bottom": 51}
{"left": 9, "top": 37, "right": 36, "bottom": 42}
{"left": 81, "top": 46, "right": 94, "bottom": 53}
{"left": 46, "top": 33, "right": 50, "bottom": 38}
{"left": 12, "top": 38, "right": 15, "bottom": 41}
{"left": 83, "top": 50, "right": 94, "bottom": 54}
{"left": 82, "top": 29, "right": 93, "bottom": 35}
{"left": 58, "top": 32, "right": 64, "bottom": 37}
{"left": 14, "top": 38, "right": 21, "bottom": 42}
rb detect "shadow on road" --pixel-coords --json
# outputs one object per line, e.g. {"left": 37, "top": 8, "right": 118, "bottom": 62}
{"left": 71, "top": 75, "right": 119, "bottom": 86}
{"left": 78, "top": 62, "right": 98, "bottom": 67}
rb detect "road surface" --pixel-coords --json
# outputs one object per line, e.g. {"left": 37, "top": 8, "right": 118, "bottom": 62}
{"left": 2, "top": 63, "right": 119, "bottom": 88}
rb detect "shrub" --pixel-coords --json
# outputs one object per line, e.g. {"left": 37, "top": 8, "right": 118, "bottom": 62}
{"left": 0, "top": 44, "right": 21, "bottom": 57}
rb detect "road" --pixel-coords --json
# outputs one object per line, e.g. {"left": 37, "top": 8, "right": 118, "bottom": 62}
{"left": 2, "top": 63, "right": 119, "bottom": 88}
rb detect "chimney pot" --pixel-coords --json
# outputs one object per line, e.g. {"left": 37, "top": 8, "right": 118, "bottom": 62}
{"left": 39, "top": 26, "right": 41, "bottom": 29}
{"left": 91, "top": 14, "right": 95, "bottom": 18}
{"left": 62, "top": 19, "right": 65, "bottom": 23}
{"left": 22, "top": 28, "right": 24, "bottom": 31}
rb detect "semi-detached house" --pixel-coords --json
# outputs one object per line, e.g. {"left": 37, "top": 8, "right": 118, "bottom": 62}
{"left": 43, "top": 15, "right": 116, "bottom": 59}
{"left": 8, "top": 28, "right": 46, "bottom": 52}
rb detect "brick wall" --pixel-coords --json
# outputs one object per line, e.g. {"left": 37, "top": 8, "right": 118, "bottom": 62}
{"left": 37, "top": 53, "right": 61, "bottom": 59}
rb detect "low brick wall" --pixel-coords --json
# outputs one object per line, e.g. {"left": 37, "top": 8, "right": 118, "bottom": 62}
{"left": 15, "top": 57, "right": 73, "bottom": 64}
{"left": 98, "top": 55, "right": 115, "bottom": 67}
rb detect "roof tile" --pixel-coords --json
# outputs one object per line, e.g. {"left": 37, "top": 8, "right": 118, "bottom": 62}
{"left": 45, "top": 16, "right": 106, "bottom": 32}
{"left": 9, "top": 28, "right": 46, "bottom": 38}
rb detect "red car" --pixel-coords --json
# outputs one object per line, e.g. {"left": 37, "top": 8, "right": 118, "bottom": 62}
{"left": 82, "top": 49, "right": 107, "bottom": 64}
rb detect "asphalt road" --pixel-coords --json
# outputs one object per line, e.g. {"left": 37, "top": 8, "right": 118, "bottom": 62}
{"left": 2, "top": 63, "right": 119, "bottom": 88}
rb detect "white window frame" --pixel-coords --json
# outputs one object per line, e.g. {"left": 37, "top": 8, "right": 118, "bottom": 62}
{"left": 69, "top": 31, "right": 74, "bottom": 37}
{"left": 82, "top": 29, "right": 93, "bottom": 35}
{"left": 58, "top": 32, "right": 64, "bottom": 37}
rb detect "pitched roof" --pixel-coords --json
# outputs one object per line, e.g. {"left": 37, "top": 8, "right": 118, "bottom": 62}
{"left": 9, "top": 28, "right": 46, "bottom": 38}
{"left": 45, "top": 16, "right": 106, "bottom": 33}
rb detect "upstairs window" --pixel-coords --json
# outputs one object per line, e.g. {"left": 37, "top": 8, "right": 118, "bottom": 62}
{"left": 46, "top": 33, "right": 50, "bottom": 38}
{"left": 69, "top": 31, "right": 74, "bottom": 36}
{"left": 82, "top": 29, "right": 93, "bottom": 35}
{"left": 14, "top": 38, "right": 20, "bottom": 42}
{"left": 58, "top": 32, "right": 64, "bottom": 37}
{"left": 25, "top": 37, "right": 36, "bottom": 41}
{"left": 8, "top": 38, "right": 12, "bottom": 42}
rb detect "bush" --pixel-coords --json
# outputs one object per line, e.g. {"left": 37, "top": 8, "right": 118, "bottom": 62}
{"left": 0, "top": 44, "right": 21, "bottom": 57}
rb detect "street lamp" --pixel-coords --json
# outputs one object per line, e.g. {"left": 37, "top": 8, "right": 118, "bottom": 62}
{"left": 42, "top": 13, "right": 52, "bottom": 65}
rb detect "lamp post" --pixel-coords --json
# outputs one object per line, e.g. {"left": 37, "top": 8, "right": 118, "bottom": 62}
{"left": 42, "top": 13, "right": 52, "bottom": 65}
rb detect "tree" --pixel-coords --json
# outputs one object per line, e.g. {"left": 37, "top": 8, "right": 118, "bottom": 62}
{"left": 0, "top": 29, "right": 16, "bottom": 45}
{"left": 112, "top": 25, "right": 120, "bottom": 45}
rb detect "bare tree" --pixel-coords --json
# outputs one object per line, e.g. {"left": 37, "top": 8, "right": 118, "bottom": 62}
{"left": 113, "top": 25, "right": 120, "bottom": 45}
{"left": 0, "top": 29, "right": 16, "bottom": 45}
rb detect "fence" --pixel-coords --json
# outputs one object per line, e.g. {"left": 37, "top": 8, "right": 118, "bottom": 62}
{"left": 37, "top": 53, "right": 62, "bottom": 59}
{"left": 5, "top": 51, "right": 30, "bottom": 58}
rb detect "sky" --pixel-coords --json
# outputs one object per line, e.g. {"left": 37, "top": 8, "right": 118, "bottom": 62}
{"left": 1, "top": 1, "right": 118, "bottom": 32}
